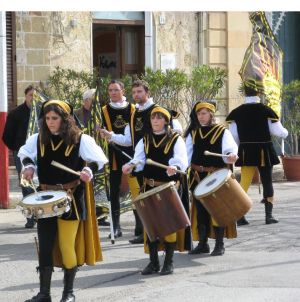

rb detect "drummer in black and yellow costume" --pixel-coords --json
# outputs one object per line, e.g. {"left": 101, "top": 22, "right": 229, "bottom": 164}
{"left": 185, "top": 102, "right": 238, "bottom": 256}
{"left": 226, "top": 86, "right": 288, "bottom": 225}
{"left": 18, "top": 100, "right": 108, "bottom": 302}
{"left": 122, "top": 106, "right": 190, "bottom": 276}
{"left": 101, "top": 79, "right": 183, "bottom": 244}
{"left": 100, "top": 80, "right": 140, "bottom": 239}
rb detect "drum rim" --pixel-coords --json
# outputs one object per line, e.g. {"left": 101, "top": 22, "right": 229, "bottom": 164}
{"left": 19, "top": 197, "right": 67, "bottom": 207}
{"left": 194, "top": 168, "right": 232, "bottom": 198}
{"left": 132, "top": 181, "right": 176, "bottom": 203}
{"left": 19, "top": 190, "right": 68, "bottom": 207}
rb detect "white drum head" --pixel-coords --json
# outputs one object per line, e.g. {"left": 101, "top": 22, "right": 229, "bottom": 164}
{"left": 194, "top": 168, "right": 231, "bottom": 198}
{"left": 22, "top": 190, "right": 67, "bottom": 205}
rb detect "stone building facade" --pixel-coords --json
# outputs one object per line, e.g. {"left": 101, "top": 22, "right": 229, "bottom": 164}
{"left": 14, "top": 11, "right": 252, "bottom": 119}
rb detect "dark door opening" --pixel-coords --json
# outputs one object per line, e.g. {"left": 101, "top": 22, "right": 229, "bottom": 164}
{"left": 93, "top": 24, "right": 145, "bottom": 79}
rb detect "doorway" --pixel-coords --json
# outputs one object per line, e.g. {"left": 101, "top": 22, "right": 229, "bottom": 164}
{"left": 93, "top": 23, "right": 145, "bottom": 78}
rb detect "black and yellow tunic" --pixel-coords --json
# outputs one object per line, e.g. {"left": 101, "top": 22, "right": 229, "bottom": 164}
{"left": 37, "top": 134, "right": 85, "bottom": 220}
{"left": 143, "top": 132, "right": 181, "bottom": 183}
{"left": 102, "top": 102, "right": 135, "bottom": 170}
{"left": 130, "top": 103, "right": 157, "bottom": 149}
{"left": 189, "top": 124, "right": 227, "bottom": 188}
{"left": 226, "top": 103, "right": 280, "bottom": 167}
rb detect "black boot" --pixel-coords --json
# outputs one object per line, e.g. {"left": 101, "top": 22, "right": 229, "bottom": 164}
{"left": 211, "top": 227, "right": 225, "bottom": 256}
{"left": 160, "top": 242, "right": 176, "bottom": 275}
{"left": 265, "top": 201, "right": 279, "bottom": 224}
{"left": 108, "top": 213, "right": 122, "bottom": 238}
{"left": 25, "top": 215, "right": 36, "bottom": 229}
{"left": 129, "top": 234, "right": 144, "bottom": 244}
{"left": 25, "top": 266, "right": 53, "bottom": 302}
{"left": 60, "top": 267, "right": 77, "bottom": 302}
{"left": 237, "top": 216, "right": 249, "bottom": 226}
{"left": 189, "top": 224, "right": 210, "bottom": 254}
{"left": 141, "top": 241, "right": 160, "bottom": 275}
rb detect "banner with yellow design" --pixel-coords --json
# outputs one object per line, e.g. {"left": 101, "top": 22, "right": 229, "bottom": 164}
{"left": 239, "top": 11, "right": 283, "bottom": 117}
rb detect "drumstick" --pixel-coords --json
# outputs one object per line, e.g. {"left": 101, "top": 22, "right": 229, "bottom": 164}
{"left": 145, "top": 159, "right": 186, "bottom": 175}
{"left": 204, "top": 150, "right": 230, "bottom": 158}
{"left": 51, "top": 160, "right": 81, "bottom": 176}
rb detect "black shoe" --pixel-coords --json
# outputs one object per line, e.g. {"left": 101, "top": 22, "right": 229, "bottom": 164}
{"left": 108, "top": 229, "right": 122, "bottom": 239}
{"left": 160, "top": 262, "right": 174, "bottom": 275}
{"left": 141, "top": 262, "right": 160, "bottom": 275}
{"left": 25, "top": 292, "right": 52, "bottom": 302}
{"left": 60, "top": 293, "right": 75, "bottom": 302}
{"left": 210, "top": 244, "right": 225, "bottom": 256}
{"left": 25, "top": 217, "right": 36, "bottom": 229}
{"left": 237, "top": 216, "right": 249, "bottom": 226}
{"left": 188, "top": 242, "right": 210, "bottom": 254}
{"left": 266, "top": 216, "right": 279, "bottom": 224}
{"left": 98, "top": 219, "right": 110, "bottom": 226}
{"left": 129, "top": 234, "right": 144, "bottom": 244}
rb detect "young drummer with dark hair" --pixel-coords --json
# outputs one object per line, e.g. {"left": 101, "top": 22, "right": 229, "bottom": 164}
{"left": 185, "top": 102, "right": 238, "bottom": 256}
{"left": 19, "top": 100, "right": 108, "bottom": 302}
{"left": 122, "top": 106, "right": 190, "bottom": 275}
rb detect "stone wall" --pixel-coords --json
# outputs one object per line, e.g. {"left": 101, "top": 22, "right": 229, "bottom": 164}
{"left": 15, "top": 11, "right": 92, "bottom": 104}
{"left": 153, "top": 12, "right": 199, "bottom": 74}
{"left": 151, "top": 11, "right": 252, "bottom": 122}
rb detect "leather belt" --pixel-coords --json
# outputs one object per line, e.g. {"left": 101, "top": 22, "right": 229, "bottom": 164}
{"left": 40, "top": 179, "right": 81, "bottom": 191}
{"left": 144, "top": 178, "right": 179, "bottom": 188}
{"left": 191, "top": 164, "right": 217, "bottom": 173}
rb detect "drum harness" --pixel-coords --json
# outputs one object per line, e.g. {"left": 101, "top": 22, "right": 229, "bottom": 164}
{"left": 40, "top": 179, "right": 81, "bottom": 219}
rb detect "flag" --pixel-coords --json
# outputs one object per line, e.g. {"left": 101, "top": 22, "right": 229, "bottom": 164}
{"left": 239, "top": 11, "right": 283, "bottom": 117}
{"left": 27, "top": 88, "right": 49, "bottom": 138}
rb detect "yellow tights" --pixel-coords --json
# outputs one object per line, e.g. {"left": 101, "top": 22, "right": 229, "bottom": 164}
{"left": 240, "top": 166, "right": 256, "bottom": 193}
{"left": 57, "top": 218, "right": 80, "bottom": 269}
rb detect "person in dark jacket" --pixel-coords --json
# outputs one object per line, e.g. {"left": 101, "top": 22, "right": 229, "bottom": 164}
{"left": 2, "top": 85, "right": 36, "bottom": 228}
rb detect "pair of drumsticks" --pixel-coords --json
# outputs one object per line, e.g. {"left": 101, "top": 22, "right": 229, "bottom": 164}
{"left": 51, "top": 150, "right": 227, "bottom": 177}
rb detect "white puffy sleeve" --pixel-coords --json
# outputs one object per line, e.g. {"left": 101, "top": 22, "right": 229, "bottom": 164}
{"left": 79, "top": 134, "right": 108, "bottom": 170}
{"left": 169, "top": 136, "right": 188, "bottom": 171}
{"left": 18, "top": 133, "right": 38, "bottom": 164}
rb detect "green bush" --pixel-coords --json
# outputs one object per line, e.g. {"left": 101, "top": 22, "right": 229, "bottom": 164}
{"left": 42, "top": 65, "right": 227, "bottom": 126}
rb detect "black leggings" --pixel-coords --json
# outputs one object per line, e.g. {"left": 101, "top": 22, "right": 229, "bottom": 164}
{"left": 258, "top": 166, "right": 274, "bottom": 198}
{"left": 37, "top": 217, "right": 57, "bottom": 267}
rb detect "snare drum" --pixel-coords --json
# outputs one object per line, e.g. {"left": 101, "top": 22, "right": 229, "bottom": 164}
{"left": 193, "top": 169, "right": 252, "bottom": 227}
{"left": 133, "top": 181, "right": 191, "bottom": 242}
{"left": 18, "top": 190, "right": 71, "bottom": 219}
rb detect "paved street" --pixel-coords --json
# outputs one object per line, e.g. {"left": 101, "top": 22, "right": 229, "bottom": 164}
{"left": 1, "top": 173, "right": 300, "bottom": 302}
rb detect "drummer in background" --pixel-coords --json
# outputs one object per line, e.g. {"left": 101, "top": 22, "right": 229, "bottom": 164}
{"left": 122, "top": 106, "right": 189, "bottom": 275}
{"left": 226, "top": 85, "right": 288, "bottom": 226}
{"left": 185, "top": 102, "right": 238, "bottom": 256}
{"left": 18, "top": 100, "right": 108, "bottom": 302}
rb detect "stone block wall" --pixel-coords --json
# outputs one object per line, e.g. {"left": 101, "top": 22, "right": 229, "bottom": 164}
{"left": 15, "top": 11, "right": 92, "bottom": 104}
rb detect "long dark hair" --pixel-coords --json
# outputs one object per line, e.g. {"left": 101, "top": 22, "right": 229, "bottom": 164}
{"left": 40, "top": 104, "right": 81, "bottom": 146}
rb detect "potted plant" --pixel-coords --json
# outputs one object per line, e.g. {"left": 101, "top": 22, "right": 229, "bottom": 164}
{"left": 281, "top": 79, "right": 300, "bottom": 180}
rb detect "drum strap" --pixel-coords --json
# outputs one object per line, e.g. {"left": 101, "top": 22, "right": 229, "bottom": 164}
{"left": 144, "top": 178, "right": 179, "bottom": 189}
{"left": 40, "top": 179, "right": 81, "bottom": 191}
{"left": 191, "top": 164, "right": 217, "bottom": 173}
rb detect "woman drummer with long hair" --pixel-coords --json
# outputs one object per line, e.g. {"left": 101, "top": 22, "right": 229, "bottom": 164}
{"left": 122, "top": 106, "right": 190, "bottom": 276}
{"left": 18, "top": 100, "right": 108, "bottom": 302}
{"left": 185, "top": 102, "right": 238, "bottom": 256}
